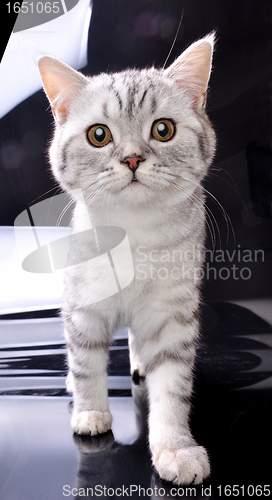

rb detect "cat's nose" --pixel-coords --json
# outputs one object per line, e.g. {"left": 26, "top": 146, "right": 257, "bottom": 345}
{"left": 122, "top": 156, "right": 144, "bottom": 173}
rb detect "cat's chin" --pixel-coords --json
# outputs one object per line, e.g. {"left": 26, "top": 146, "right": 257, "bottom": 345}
{"left": 117, "top": 179, "right": 154, "bottom": 205}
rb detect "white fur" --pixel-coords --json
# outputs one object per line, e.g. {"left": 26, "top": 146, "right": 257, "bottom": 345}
{"left": 38, "top": 35, "right": 216, "bottom": 485}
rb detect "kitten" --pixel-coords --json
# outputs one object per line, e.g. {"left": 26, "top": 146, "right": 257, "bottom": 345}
{"left": 38, "top": 34, "right": 216, "bottom": 485}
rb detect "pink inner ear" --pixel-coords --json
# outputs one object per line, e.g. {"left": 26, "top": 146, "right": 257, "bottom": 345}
{"left": 38, "top": 57, "right": 87, "bottom": 121}
{"left": 165, "top": 37, "right": 214, "bottom": 107}
{"left": 50, "top": 82, "right": 81, "bottom": 121}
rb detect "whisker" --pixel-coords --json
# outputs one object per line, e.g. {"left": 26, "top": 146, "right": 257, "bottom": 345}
{"left": 56, "top": 177, "right": 105, "bottom": 227}
{"left": 162, "top": 9, "right": 184, "bottom": 69}
{"left": 166, "top": 176, "right": 219, "bottom": 251}
{"left": 175, "top": 173, "right": 236, "bottom": 244}
{"left": 84, "top": 184, "right": 104, "bottom": 206}
{"left": 203, "top": 186, "right": 235, "bottom": 244}
{"left": 204, "top": 203, "right": 220, "bottom": 251}
{"left": 164, "top": 173, "right": 220, "bottom": 256}
{"left": 30, "top": 185, "right": 61, "bottom": 204}
{"left": 209, "top": 167, "right": 237, "bottom": 186}
{"left": 208, "top": 170, "right": 248, "bottom": 215}
{"left": 56, "top": 198, "right": 75, "bottom": 227}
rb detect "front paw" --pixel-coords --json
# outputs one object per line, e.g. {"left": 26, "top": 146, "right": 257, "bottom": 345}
{"left": 152, "top": 445, "right": 210, "bottom": 485}
{"left": 71, "top": 410, "right": 112, "bottom": 436}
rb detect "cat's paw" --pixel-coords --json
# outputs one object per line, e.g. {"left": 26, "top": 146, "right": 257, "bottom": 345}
{"left": 71, "top": 410, "right": 112, "bottom": 436}
{"left": 152, "top": 445, "right": 210, "bottom": 485}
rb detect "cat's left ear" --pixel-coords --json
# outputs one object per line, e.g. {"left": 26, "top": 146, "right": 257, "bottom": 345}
{"left": 164, "top": 33, "right": 215, "bottom": 108}
{"left": 37, "top": 56, "right": 88, "bottom": 122}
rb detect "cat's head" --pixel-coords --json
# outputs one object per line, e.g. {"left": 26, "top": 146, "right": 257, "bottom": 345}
{"left": 38, "top": 35, "right": 216, "bottom": 209}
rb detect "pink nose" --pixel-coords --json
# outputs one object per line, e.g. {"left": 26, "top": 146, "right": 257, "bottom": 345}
{"left": 122, "top": 156, "right": 144, "bottom": 173}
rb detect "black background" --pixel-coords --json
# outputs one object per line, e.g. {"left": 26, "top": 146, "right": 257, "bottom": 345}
{"left": 0, "top": 0, "right": 272, "bottom": 301}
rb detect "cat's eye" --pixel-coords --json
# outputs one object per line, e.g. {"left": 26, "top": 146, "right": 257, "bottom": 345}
{"left": 151, "top": 119, "right": 175, "bottom": 142}
{"left": 87, "top": 124, "right": 112, "bottom": 147}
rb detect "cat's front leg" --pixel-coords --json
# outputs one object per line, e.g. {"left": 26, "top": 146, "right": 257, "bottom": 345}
{"left": 145, "top": 323, "right": 210, "bottom": 485}
{"left": 64, "top": 311, "right": 112, "bottom": 436}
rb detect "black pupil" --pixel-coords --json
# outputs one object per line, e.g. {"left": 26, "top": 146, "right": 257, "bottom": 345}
{"left": 157, "top": 122, "right": 169, "bottom": 138}
{"left": 94, "top": 127, "right": 106, "bottom": 142}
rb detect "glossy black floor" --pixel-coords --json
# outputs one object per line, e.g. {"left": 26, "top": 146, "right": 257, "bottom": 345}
{"left": 0, "top": 302, "right": 271, "bottom": 500}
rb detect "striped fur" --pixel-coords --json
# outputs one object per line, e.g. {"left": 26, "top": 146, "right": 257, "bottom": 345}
{"left": 38, "top": 34, "right": 216, "bottom": 485}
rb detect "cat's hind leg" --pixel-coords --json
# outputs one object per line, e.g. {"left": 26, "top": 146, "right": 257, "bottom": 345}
{"left": 128, "top": 328, "right": 145, "bottom": 378}
{"left": 66, "top": 370, "right": 74, "bottom": 394}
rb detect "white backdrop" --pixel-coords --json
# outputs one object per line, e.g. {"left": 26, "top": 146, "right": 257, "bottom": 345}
{"left": 0, "top": 0, "right": 92, "bottom": 118}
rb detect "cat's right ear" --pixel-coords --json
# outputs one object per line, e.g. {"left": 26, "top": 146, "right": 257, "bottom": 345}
{"left": 37, "top": 56, "right": 88, "bottom": 122}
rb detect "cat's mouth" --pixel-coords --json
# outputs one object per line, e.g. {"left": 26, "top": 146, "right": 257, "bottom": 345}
{"left": 122, "top": 177, "right": 144, "bottom": 190}
{"left": 129, "top": 173, "right": 150, "bottom": 188}
{"left": 129, "top": 176, "right": 145, "bottom": 186}
{"left": 120, "top": 173, "right": 150, "bottom": 191}
{"left": 130, "top": 170, "right": 138, "bottom": 182}
{"left": 129, "top": 171, "right": 139, "bottom": 183}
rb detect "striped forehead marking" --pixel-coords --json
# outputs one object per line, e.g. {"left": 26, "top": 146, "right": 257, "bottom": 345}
{"left": 108, "top": 75, "right": 157, "bottom": 118}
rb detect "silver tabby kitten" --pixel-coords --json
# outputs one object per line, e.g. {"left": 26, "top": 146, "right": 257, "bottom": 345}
{"left": 38, "top": 34, "right": 216, "bottom": 485}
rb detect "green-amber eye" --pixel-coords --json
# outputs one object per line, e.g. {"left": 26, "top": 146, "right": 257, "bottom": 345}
{"left": 87, "top": 124, "right": 112, "bottom": 147}
{"left": 151, "top": 119, "right": 175, "bottom": 142}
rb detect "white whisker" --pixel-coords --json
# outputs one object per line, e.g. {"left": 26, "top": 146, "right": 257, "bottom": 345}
{"left": 56, "top": 198, "right": 75, "bottom": 227}
{"left": 175, "top": 173, "right": 236, "bottom": 244}
{"left": 165, "top": 176, "right": 219, "bottom": 251}
{"left": 208, "top": 169, "right": 248, "bottom": 215}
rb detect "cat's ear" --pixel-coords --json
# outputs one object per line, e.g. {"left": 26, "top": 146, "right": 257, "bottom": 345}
{"left": 164, "top": 33, "right": 215, "bottom": 108}
{"left": 37, "top": 56, "right": 88, "bottom": 122}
